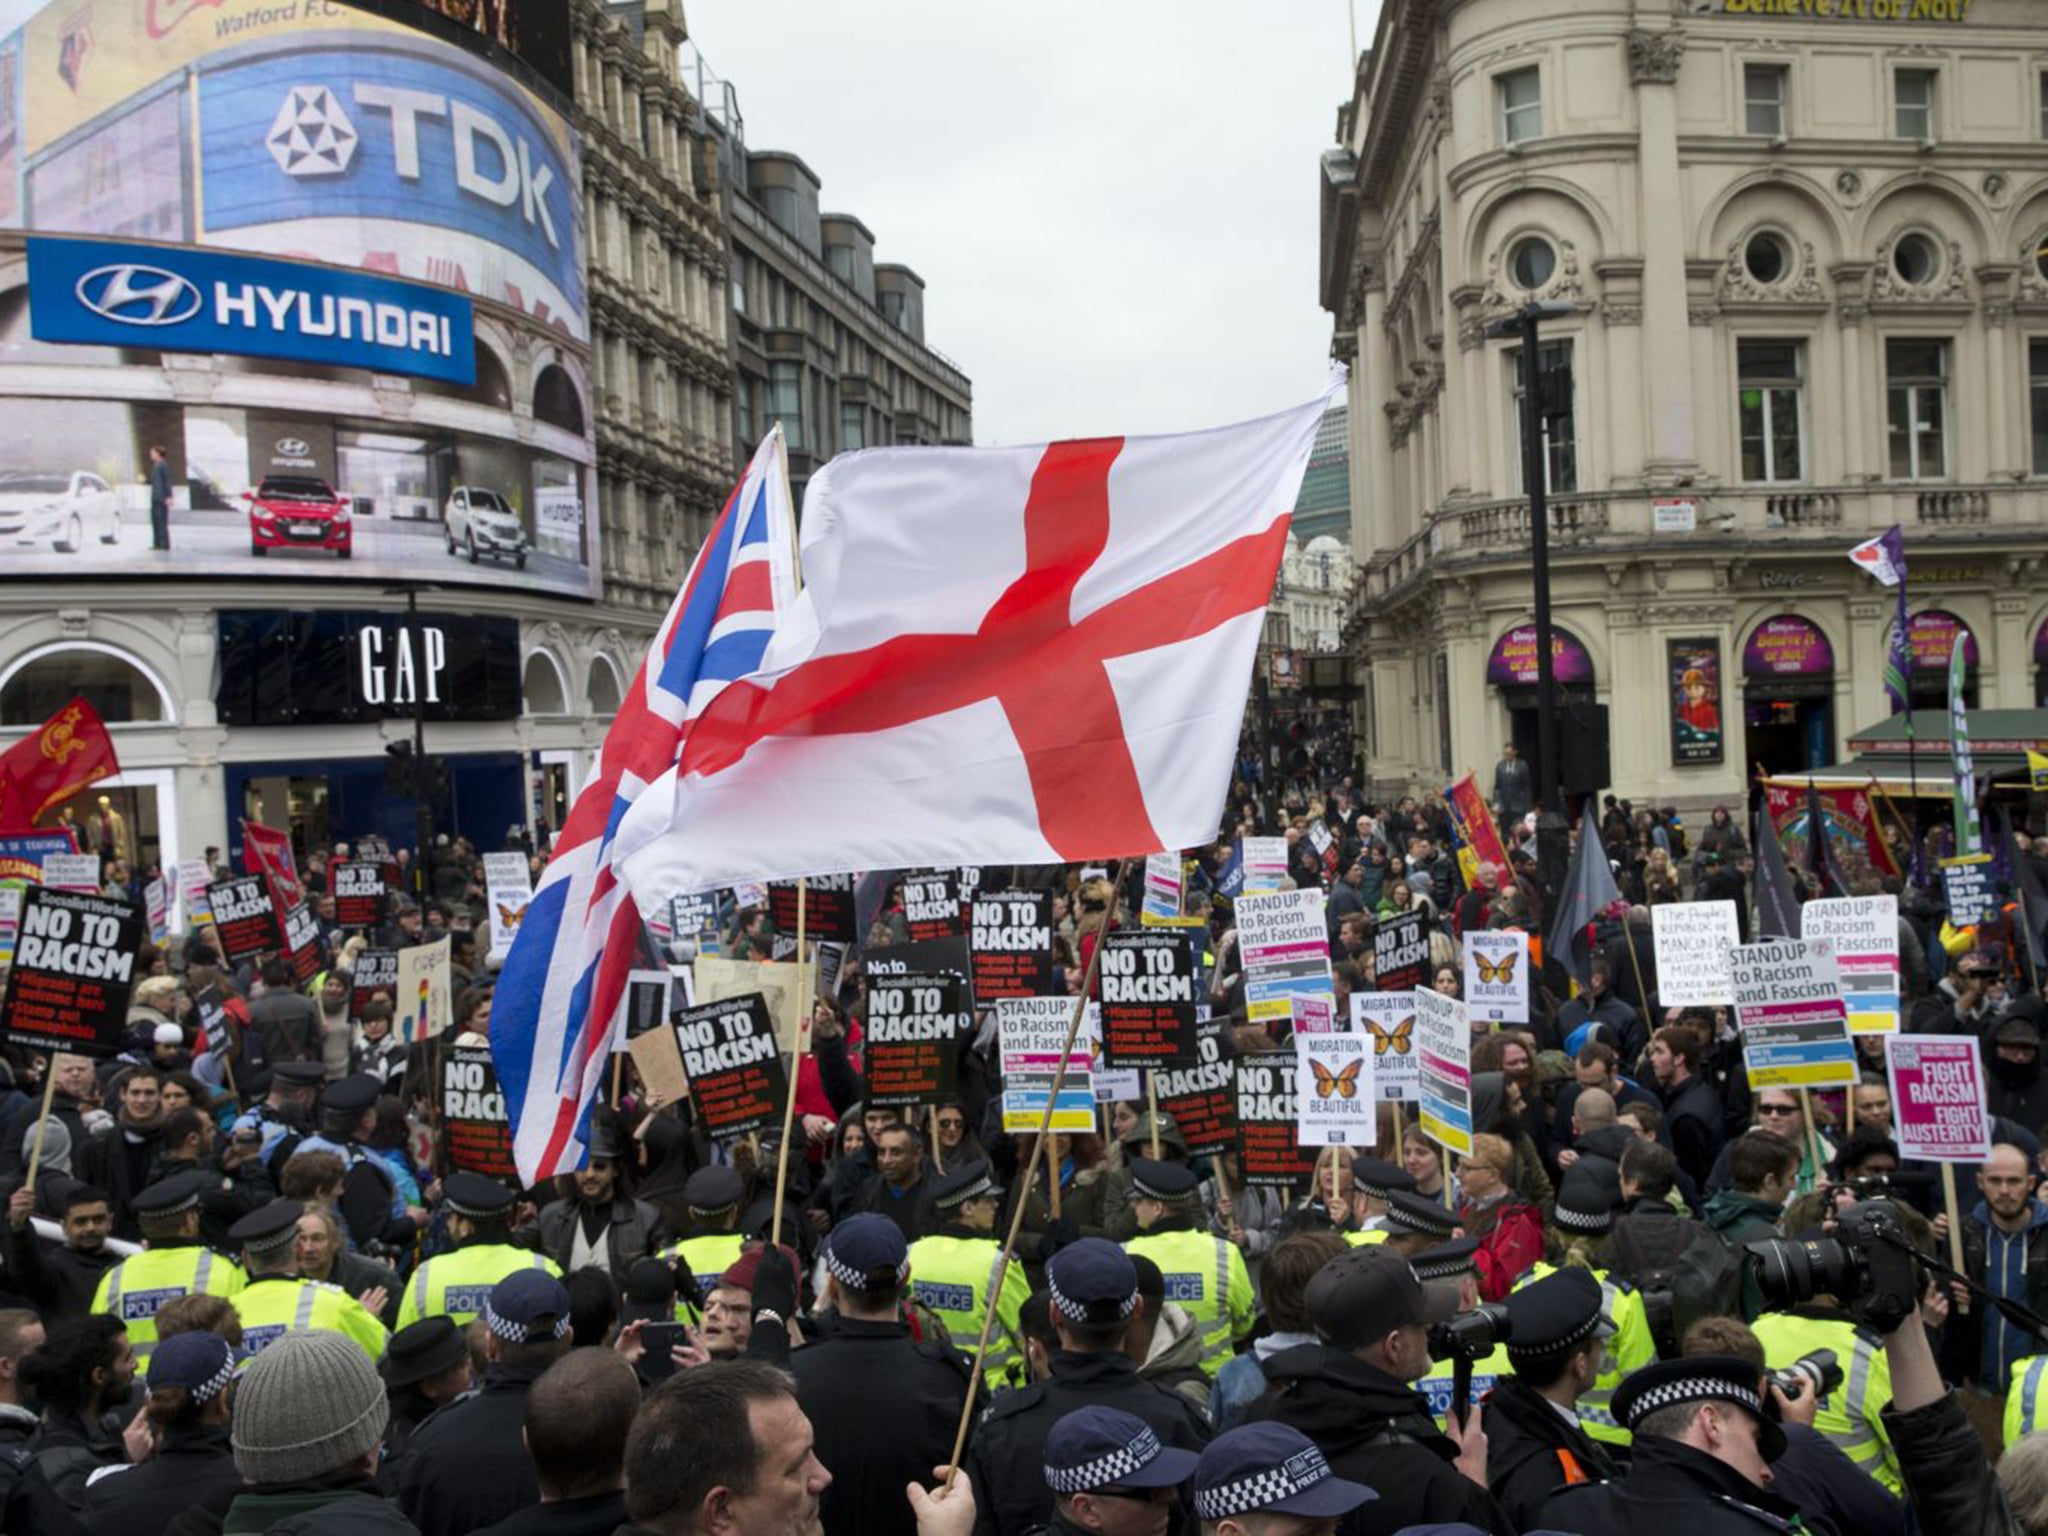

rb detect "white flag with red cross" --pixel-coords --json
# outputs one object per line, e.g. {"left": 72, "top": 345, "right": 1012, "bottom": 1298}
{"left": 617, "top": 373, "right": 1344, "bottom": 895}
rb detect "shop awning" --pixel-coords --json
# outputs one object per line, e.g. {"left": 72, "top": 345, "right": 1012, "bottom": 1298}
{"left": 1766, "top": 707, "right": 2048, "bottom": 797}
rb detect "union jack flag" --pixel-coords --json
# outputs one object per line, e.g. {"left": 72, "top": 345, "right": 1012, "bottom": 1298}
{"left": 491, "top": 429, "right": 798, "bottom": 1182}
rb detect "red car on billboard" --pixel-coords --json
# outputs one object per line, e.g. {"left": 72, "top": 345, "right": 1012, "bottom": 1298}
{"left": 245, "top": 475, "right": 352, "bottom": 559}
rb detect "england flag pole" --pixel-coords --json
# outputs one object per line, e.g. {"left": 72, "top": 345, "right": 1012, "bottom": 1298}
{"left": 769, "top": 877, "right": 808, "bottom": 1250}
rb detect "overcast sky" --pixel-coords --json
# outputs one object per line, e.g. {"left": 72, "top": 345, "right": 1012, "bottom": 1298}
{"left": 686, "top": 1, "right": 1365, "bottom": 446}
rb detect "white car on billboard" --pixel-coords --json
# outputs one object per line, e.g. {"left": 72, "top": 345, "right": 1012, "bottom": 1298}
{"left": 0, "top": 470, "right": 121, "bottom": 552}
{"left": 443, "top": 486, "right": 531, "bottom": 570}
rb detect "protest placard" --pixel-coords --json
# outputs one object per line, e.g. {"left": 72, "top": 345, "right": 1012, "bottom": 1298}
{"left": 693, "top": 955, "right": 807, "bottom": 1055}
{"left": 144, "top": 877, "right": 169, "bottom": 946}
{"left": 1885, "top": 1035, "right": 1992, "bottom": 1162}
{"left": 1464, "top": 929, "right": 1530, "bottom": 1025}
{"left": 1306, "top": 822, "right": 1336, "bottom": 880}
{"left": 1241, "top": 837, "right": 1288, "bottom": 894}
{"left": 1652, "top": 900, "right": 1741, "bottom": 1006}
{"left": 330, "top": 861, "right": 387, "bottom": 930}
{"left": 667, "top": 893, "right": 722, "bottom": 956}
{"left": 624, "top": 969, "right": 675, "bottom": 1042}
{"left": 277, "top": 888, "right": 323, "bottom": 984}
{"left": 396, "top": 937, "right": 452, "bottom": 1043}
{"left": 1074, "top": 1001, "right": 1142, "bottom": 1104}
{"left": 1352, "top": 991, "right": 1420, "bottom": 1102}
{"left": 173, "top": 859, "right": 214, "bottom": 930}
{"left": 0, "top": 888, "right": 143, "bottom": 1057}
{"left": 441, "top": 1046, "right": 518, "bottom": 1182}
{"left": 0, "top": 833, "right": 76, "bottom": 882}
{"left": 998, "top": 996, "right": 1095, "bottom": 1133}
{"left": 480, "top": 852, "right": 532, "bottom": 964}
{"left": 39, "top": 853, "right": 100, "bottom": 893}
{"left": 1372, "top": 910, "right": 1430, "bottom": 993}
{"left": 1235, "top": 1053, "right": 1318, "bottom": 1189}
{"left": 627, "top": 1025, "right": 692, "bottom": 1114}
{"left": 1236, "top": 888, "right": 1332, "bottom": 1028}
{"left": 1140, "top": 852, "right": 1205, "bottom": 928}
{"left": 206, "top": 875, "right": 283, "bottom": 962}
{"left": 351, "top": 950, "right": 399, "bottom": 1020}
{"left": 1940, "top": 853, "right": 1999, "bottom": 928}
{"left": 1732, "top": 938, "right": 1858, "bottom": 1090}
{"left": 732, "top": 880, "right": 769, "bottom": 911}
{"left": 1292, "top": 994, "right": 1336, "bottom": 1033}
{"left": 864, "top": 973, "right": 969, "bottom": 1114}
{"left": 1152, "top": 1020, "right": 1236, "bottom": 1155}
{"left": 769, "top": 873, "right": 857, "bottom": 944}
{"left": 1801, "top": 895, "right": 1900, "bottom": 1034}
{"left": 241, "top": 819, "right": 302, "bottom": 907}
{"left": 676, "top": 994, "right": 787, "bottom": 1140}
{"left": 971, "top": 890, "right": 1055, "bottom": 1002}
{"left": 1295, "top": 1033, "right": 1376, "bottom": 1147}
{"left": 902, "top": 871, "right": 963, "bottom": 942}
{"left": 0, "top": 888, "right": 20, "bottom": 968}
{"left": 1415, "top": 986, "right": 1473, "bottom": 1158}
{"left": 1099, "top": 930, "right": 1197, "bottom": 1069}
{"left": 866, "top": 935, "right": 976, "bottom": 1012}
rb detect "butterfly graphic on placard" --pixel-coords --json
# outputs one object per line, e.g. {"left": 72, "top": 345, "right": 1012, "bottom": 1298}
{"left": 496, "top": 901, "right": 528, "bottom": 932}
{"left": 1366, "top": 1018, "right": 1414, "bottom": 1056}
{"left": 1474, "top": 951, "right": 1520, "bottom": 985}
{"left": 1309, "top": 1058, "right": 1365, "bottom": 1100}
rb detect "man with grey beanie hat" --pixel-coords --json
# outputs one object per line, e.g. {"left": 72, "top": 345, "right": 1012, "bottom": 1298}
{"left": 217, "top": 1330, "right": 415, "bottom": 1534}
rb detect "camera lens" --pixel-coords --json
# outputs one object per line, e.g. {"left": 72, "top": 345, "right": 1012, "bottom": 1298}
{"left": 1747, "top": 1237, "right": 1858, "bottom": 1309}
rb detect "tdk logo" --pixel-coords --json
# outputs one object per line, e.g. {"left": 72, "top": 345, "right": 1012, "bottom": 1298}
{"left": 76, "top": 264, "right": 203, "bottom": 326}
{"left": 271, "top": 82, "right": 560, "bottom": 250}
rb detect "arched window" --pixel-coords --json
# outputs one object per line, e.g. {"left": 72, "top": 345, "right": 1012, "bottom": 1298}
{"left": 535, "top": 365, "right": 586, "bottom": 435}
{"left": 587, "top": 655, "right": 624, "bottom": 715}
{"left": 0, "top": 643, "right": 171, "bottom": 726}
{"left": 523, "top": 649, "right": 569, "bottom": 716}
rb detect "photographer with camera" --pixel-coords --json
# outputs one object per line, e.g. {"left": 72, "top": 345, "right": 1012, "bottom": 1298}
{"left": 1410, "top": 1238, "right": 1512, "bottom": 1425}
{"left": 1481, "top": 1267, "right": 1620, "bottom": 1527}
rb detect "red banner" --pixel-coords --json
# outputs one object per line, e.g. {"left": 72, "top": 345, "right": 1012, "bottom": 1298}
{"left": 1443, "top": 773, "right": 1513, "bottom": 891}
{"left": 241, "top": 820, "right": 303, "bottom": 907}
{"left": 1761, "top": 783, "right": 1900, "bottom": 884}
{"left": 0, "top": 697, "right": 118, "bottom": 833}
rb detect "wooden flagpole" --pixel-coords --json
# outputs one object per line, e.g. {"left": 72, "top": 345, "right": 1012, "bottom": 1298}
{"left": 21, "top": 1065, "right": 59, "bottom": 1192}
{"left": 930, "top": 1106, "right": 945, "bottom": 1177}
{"left": 1797, "top": 1088, "right": 1825, "bottom": 1188}
{"left": 769, "top": 879, "right": 807, "bottom": 1250}
{"left": 944, "top": 858, "right": 1125, "bottom": 1488}
{"left": 1146, "top": 1069, "right": 1161, "bottom": 1160}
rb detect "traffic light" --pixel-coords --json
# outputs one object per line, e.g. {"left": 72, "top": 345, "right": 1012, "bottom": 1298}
{"left": 384, "top": 740, "right": 415, "bottom": 796}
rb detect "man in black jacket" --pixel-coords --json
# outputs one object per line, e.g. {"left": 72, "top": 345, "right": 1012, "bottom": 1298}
{"left": 792, "top": 1215, "right": 980, "bottom": 1536}
{"left": 966, "top": 1238, "right": 1209, "bottom": 1536}
{"left": 1255, "top": 1244, "right": 1512, "bottom": 1535}
{"left": 1648, "top": 1026, "right": 1724, "bottom": 1190}
{"left": 1, "top": 1184, "right": 120, "bottom": 1323}
{"left": 1481, "top": 1267, "right": 1619, "bottom": 1527}
{"left": 471, "top": 1348, "right": 638, "bottom": 1536}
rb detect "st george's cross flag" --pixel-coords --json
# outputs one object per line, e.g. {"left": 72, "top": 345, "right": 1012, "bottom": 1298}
{"left": 492, "top": 429, "right": 798, "bottom": 1182}
{"left": 616, "top": 374, "right": 1344, "bottom": 899}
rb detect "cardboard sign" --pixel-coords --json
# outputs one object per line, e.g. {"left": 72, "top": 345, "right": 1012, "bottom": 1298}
{"left": 1652, "top": 901, "right": 1741, "bottom": 1006}
{"left": 1141, "top": 851, "right": 1204, "bottom": 928}
{"left": 693, "top": 955, "right": 808, "bottom": 1056}
{"left": 1295, "top": 1032, "right": 1377, "bottom": 1147}
{"left": 483, "top": 852, "right": 533, "bottom": 964}
{"left": 351, "top": 950, "right": 399, "bottom": 1021}
{"left": 330, "top": 861, "right": 388, "bottom": 930}
{"left": 971, "top": 890, "right": 1056, "bottom": 1002}
{"left": 1372, "top": 910, "right": 1430, "bottom": 993}
{"left": 1886, "top": 1034, "right": 1993, "bottom": 1162}
{"left": 677, "top": 994, "right": 788, "bottom": 1140}
{"left": 1237, "top": 888, "right": 1333, "bottom": 1028}
{"left": 902, "top": 871, "right": 963, "bottom": 942}
{"left": 627, "top": 1025, "right": 692, "bottom": 1114}
{"left": 998, "top": 995, "right": 1095, "bottom": 1133}
{"left": 207, "top": 876, "right": 284, "bottom": 962}
{"left": 863, "top": 972, "right": 969, "bottom": 1113}
{"left": 1732, "top": 938, "right": 1858, "bottom": 1090}
{"left": 441, "top": 1046, "right": 517, "bottom": 1182}
{"left": 1940, "top": 853, "right": 1999, "bottom": 928}
{"left": 667, "top": 893, "right": 722, "bottom": 956}
{"left": 1099, "top": 929, "right": 1198, "bottom": 1069}
{"left": 40, "top": 853, "right": 101, "bottom": 893}
{"left": 1235, "top": 1052, "right": 1318, "bottom": 1190}
{"left": 175, "top": 859, "right": 215, "bottom": 928}
{"left": 1241, "top": 837, "right": 1288, "bottom": 894}
{"left": 144, "top": 877, "right": 169, "bottom": 946}
{"left": 241, "top": 819, "right": 302, "bottom": 907}
{"left": 1463, "top": 929, "right": 1530, "bottom": 1025}
{"left": 1801, "top": 895, "right": 1900, "bottom": 1034}
{"left": 769, "top": 873, "right": 858, "bottom": 945}
{"left": 1353, "top": 990, "right": 1420, "bottom": 1103}
{"left": 1414, "top": 986, "right": 1473, "bottom": 1157}
{"left": 0, "top": 887, "right": 143, "bottom": 1057}
{"left": 1152, "top": 1020, "right": 1236, "bottom": 1156}
{"left": 277, "top": 888, "right": 323, "bottom": 984}
{"left": 396, "top": 937, "right": 453, "bottom": 1043}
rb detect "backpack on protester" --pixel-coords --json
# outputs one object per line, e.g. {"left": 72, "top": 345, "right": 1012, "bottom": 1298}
{"left": 1600, "top": 1207, "right": 1741, "bottom": 1359}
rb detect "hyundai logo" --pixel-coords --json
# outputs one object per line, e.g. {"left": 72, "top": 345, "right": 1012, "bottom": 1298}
{"left": 75, "top": 264, "right": 203, "bottom": 327}
{"left": 275, "top": 437, "right": 310, "bottom": 457}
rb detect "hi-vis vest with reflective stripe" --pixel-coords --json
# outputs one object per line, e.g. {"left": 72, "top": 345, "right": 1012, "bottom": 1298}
{"left": 1122, "top": 1226, "right": 1255, "bottom": 1377}
{"left": 662, "top": 1233, "right": 747, "bottom": 1307}
{"left": 93, "top": 1246, "right": 245, "bottom": 1364}
{"left": 2007, "top": 1355, "right": 2048, "bottom": 1445}
{"left": 233, "top": 1276, "right": 388, "bottom": 1363}
{"left": 1753, "top": 1310, "right": 1898, "bottom": 1492}
{"left": 1512, "top": 1261, "right": 1654, "bottom": 1448}
{"left": 397, "top": 1243, "right": 561, "bottom": 1329}
{"left": 1343, "top": 1228, "right": 1391, "bottom": 1247}
{"left": 906, "top": 1232, "right": 1030, "bottom": 1386}
{"left": 1419, "top": 1341, "right": 1513, "bottom": 1427}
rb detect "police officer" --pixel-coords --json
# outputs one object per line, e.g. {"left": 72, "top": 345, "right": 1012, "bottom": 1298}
{"left": 965, "top": 1238, "right": 1210, "bottom": 1536}
{"left": 230, "top": 1061, "right": 326, "bottom": 1169}
{"left": 1512, "top": 1201, "right": 1654, "bottom": 1454}
{"left": 396, "top": 1172, "right": 557, "bottom": 1329}
{"left": 2008, "top": 1352, "right": 2048, "bottom": 1444}
{"left": 908, "top": 1159, "right": 1030, "bottom": 1386}
{"left": 90, "top": 1172, "right": 245, "bottom": 1369}
{"left": 378, "top": 1316, "right": 474, "bottom": 1492}
{"left": 659, "top": 1166, "right": 749, "bottom": 1308}
{"left": 1411, "top": 1237, "right": 1512, "bottom": 1425}
{"left": 1482, "top": 1266, "right": 1621, "bottom": 1527}
{"left": 1537, "top": 1355, "right": 1804, "bottom": 1534}
{"left": 1381, "top": 1188, "right": 1461, "bottom": 1260}
{"left": 1039, "top": 1406, "right": 1201, "bottom": 1536}
{"left": 1189, "top": 1421, "right": 1375, "bottom": 1531}
{"left": 310, "top": 1074, "right": 423, "bottom": 1251}
{"left": 793, "top": 1215, "right": 980, "bottom": 1536}
{"left": 1348, "top": 1156, "right": 1417, "bottom": 1243}
{"left": 227, "top": 1199, "right": 388, "bottom": 1362}
{"left": 1123, "top": 1158, "right": 1254, "bottom": 1377}
{"left": 1752, "top": 1288, "right": 1898, "bottom": 1492}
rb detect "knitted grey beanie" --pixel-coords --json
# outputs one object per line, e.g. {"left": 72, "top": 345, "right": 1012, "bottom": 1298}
{"left": 232, "top": 1330, "right": 388, "bottom": 1484}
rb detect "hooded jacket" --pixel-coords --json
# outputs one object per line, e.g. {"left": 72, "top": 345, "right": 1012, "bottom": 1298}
{"left": 1703, "top": 1188, "right": 1785, "bottom": 1320}
{"left": 1255, "top": 1344, "right": 1514, "bottom": 1535}
{"left": 1137, "top": 1301, "right": 1212, "bottom": 1419}
{"left": 1958, "top": 1196, "right": 2048, "bottom": 1390}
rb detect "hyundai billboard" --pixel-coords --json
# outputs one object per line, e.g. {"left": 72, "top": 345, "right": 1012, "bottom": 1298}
{"left": 0, "top": 0, "right": 597, "bottom": 599}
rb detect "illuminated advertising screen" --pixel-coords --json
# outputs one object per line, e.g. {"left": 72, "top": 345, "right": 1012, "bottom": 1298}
{"left": 0, "top": 0, "right": 596, "bottom": 599}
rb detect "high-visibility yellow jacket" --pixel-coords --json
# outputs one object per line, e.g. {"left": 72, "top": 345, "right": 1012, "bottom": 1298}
{"left": 907, "top": 1229, "right": 1030, "bottom": 1387}
{"left": 233, "top": 1275, "right": 388, "bottom": 1363}
{"left": 1753, "top": 1306, "right": 1898, "bottom": 1492}
{"left": 1123, "top": 1222, "right": 1256, "bottom": 1376}
{"left": 93, "top": 1244, "right": 246, "bottom": 1367}
{"left": 396, "top": 1243, "right": 561, "bottom": 1329}
{"left": 1512, "top": 1261, "right": 1655, "bottom": 1449}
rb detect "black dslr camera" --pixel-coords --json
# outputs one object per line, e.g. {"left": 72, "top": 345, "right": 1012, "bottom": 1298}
{"left": 1767, "top": 1348, "right": 1843, "bottom": 1403}
{"left": 1428, "top": 1304, "right": 1513, "bottom": 1429}
{"left": 1747, "top": 1199, "right": 1921, "bottom": 1334}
